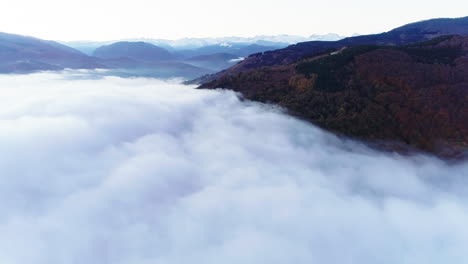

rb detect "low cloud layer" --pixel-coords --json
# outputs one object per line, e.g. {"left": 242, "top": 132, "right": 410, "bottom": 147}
{"left": 0, "top": 71, "right": 467, "bottom": 264}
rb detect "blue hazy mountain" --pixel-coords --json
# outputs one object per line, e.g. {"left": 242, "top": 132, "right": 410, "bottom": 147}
{"left": 0, "top": 34, "right": 214, "bottom": 78}
{"left": 93, "top": 41, "right": 175, "bottom": 61}
{"left": 0, "top": 33, "right": 255, "bottom": 78}
{"left": 0, "top": 32, "right": 104, "bottom": 73}
{"left": 91, "top": 41, "right": 222, "bottom": 77}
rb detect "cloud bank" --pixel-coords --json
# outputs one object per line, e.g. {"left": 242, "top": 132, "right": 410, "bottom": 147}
{"left": 0, "top": 71, "right": 467, "bottom": 264}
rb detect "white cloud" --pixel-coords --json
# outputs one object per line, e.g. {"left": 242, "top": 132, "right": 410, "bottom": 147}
{"left": 0, "top": 71, "right": 467, "bottom": 264}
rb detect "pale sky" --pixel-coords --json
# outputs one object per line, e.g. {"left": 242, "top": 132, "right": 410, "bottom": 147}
{"left": 1, "top": 0, "right": 467, "bottom": 41}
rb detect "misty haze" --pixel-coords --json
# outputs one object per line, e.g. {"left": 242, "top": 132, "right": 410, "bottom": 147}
{"left": 0, "top": 71, "right": 466, "bottom": 263}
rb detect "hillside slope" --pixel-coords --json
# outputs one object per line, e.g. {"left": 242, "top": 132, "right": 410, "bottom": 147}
{"left": 200, "top": 36, "right": 468, "bottom": 158}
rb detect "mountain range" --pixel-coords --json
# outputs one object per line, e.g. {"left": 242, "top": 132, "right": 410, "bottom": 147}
{"left": 1, "top": 33, "right": 316, "bottom": 78}
{"left": 0, "top": 32, "right": 105, "bottom": 73}
{"left": 198, "top": 16, "right": 468, "bottom": 158}
{"left": 62, "top": 34, "right": 346, "bottom": 55}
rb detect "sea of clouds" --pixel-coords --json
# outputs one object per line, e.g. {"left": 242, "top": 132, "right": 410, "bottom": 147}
{"left": 0, "top": 71, "right": 467, "bottom": 264}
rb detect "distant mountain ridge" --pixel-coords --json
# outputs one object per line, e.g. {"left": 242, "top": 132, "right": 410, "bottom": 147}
{"left": 0, "top": 35, "right": 231, "bottom": 78}
{"left": 0, "top": 33, "right": 295, "bottom": 78}
{"left": 63, "top": 34, "right": 346, "bottom": 55}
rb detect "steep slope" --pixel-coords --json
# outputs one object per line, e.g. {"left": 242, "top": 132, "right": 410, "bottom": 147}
{"left": 0, "top": 32, "right": 103, "bottom": 73}
{"left": 93, "top": 41, "right": 174, "bottom": 61}
{"left": 194, "top": 16, "right": 468, "bottom": 84}
{"left": 200, "top": 36, "right": 468, "bottom": 158}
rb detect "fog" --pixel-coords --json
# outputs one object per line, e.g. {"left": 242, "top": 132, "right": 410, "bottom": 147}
{"left": 0, "top": 71, "right": 467, "bottom": 264}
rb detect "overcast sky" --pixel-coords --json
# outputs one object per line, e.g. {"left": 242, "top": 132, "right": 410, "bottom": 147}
{"left": 1, "top": 0, "right": 467, "bottom": 41}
